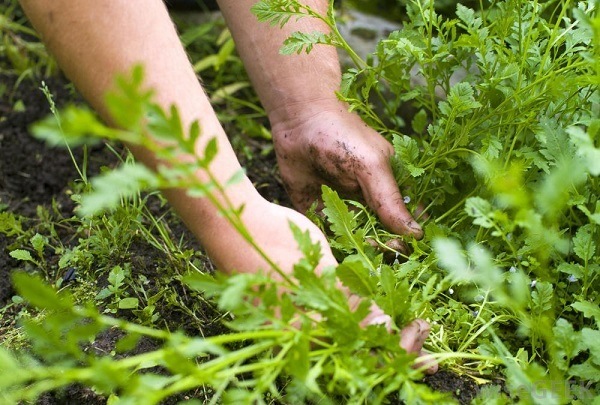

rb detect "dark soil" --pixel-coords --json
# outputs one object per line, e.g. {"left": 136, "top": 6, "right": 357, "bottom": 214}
{"left": 0, "top": 71, "right": 482, "bottom": 405}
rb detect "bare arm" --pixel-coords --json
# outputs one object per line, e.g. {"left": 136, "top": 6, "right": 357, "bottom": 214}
{"left": 218, "top": 0, "right": 423, "bottom": 238}
{"left": 19, "top": 0, "right": 335, "bottom": 275}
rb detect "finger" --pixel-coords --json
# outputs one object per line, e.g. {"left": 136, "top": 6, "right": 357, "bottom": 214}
{"left": 399, "top": 318, "right": 430, "bottom": 353}
{"left": 416, "top": 350, "right": 439, "bottom": 375}
{"left": 357, "top": 164, "right": 423, "bottom": 239}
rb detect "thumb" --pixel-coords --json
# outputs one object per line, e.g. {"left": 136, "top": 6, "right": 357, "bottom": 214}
{"left": 357, "top": 163, "right": 423, "bottom": 239}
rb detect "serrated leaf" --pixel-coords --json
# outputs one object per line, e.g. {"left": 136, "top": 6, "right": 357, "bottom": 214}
{"left": 9, "top": 249, "right": 34, "bottom": 262}
{"left": 280, "top": 31, "right": 332, "bottom": 55}
{"left": 573, "top": 224, "right": 596, "bottom": 261}
{"left": 456, "top": 4, "right": 481, "bottom": 29}
{"left": 12, "top": 272, "right": 70, "bottom": 311}
{"left": 321, "top": 185, "right": 359, "bottom": 249}
{"left": 531, "top": 282, "right": 554, "bottom": 314}
{"left": 251, "top": 0, "right": 307, "bottom": 28}
{"left": 200, "top": 137, "right": 218, "bottom": 168}
{"left": 30, "top": 233, "right": 46, "bottom": 254}
{"left": 439, "top": 82, "right": 482, "bottom": 118}
{"left": 392, "top": 134, "right": 425, "bottom": 177}
{"left": 552, "top": 318, "right": 582, "bottom": 371}
{"left": 581, "top": 328, "right": 600, "bottom": 361}
{"left": 289, "top": 221, "right": 322, "bottom": 268}
{"left": 572, "top": 301, "right": 600, "bottom": 328}
{"left": 568, "top": 126, "right": 600, "bottom": 175}
{"left": 465, "top": 197, "right": 494, "bottom": 228}
{"left": 577, "top": 202, "right": 600, "bottom": 225}
{"left": 376, "top": 265, "right": 410, "bottom": 322}
{"left": 411, "top": 109, "right": 428, "bottom": 134}
{"left": 79, "top": 162, "right": 159, "bottom": 217}
{"left": 336, "top": 256, "right": 376, "bottom": 297}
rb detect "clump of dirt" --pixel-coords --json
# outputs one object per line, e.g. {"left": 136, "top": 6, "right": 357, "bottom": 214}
{"left": 0, "top": 74, "right": 121, "bottom": 217}
{"left": 424, "top": 369, "right": 481, "bottom": 404}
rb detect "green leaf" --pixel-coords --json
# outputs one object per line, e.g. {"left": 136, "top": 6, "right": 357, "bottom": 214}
{"left": 0, "top": 212, "right": 23, "bottom": 236}
{"left": 225, "top": 169, "right": 246, "bottom": 188}
{"left": 96, "top": 288, "right": 114, "bottom": 300}
{"left": 568, "top": 126, "right": 600, "bottom": 176}
{"left": 336, "top": 256, "right": 376, "bottom": 297}
{"left": 572, "top": 301, "right": 600, "bottom": 328}
{"left": 376, "top": 265, "right": 410, "bottom": 323}
{"left": 581, "top": 328, "right": 600, "bottom": 362}
{"left": 321, "top": 185, "right": 360, "bottom": 250}
{"left": 530, "top": 282, "right": 554, "bottom": 314}
{"left": 392, "top": 134, "right": 425, "bottom": 177}
{"left": 456, "top": 4, "right": 481, "bottom": 29}
{"left": 280, "top": 31, "right": 332, "bottom": 55}
{"left": 411, "top": 109, "right": 428, "bottom": 134}
{"left": 108, "top": 265, "right": 126, "bottom": 288}
{"left": 200, "top": 137, "right": 218, "bottom": 168}
{"left": 573, "top": 224, "right": 596, "bottom": 261}
{"left": 32, "top": 105, "right": 110, "bottom": 147}
{"left": 465, "top": 197, "right": 494, "bottom": 228}
{"left": 9, "top": 249, "right": 34, "bottom": 263}
{"left": 552, "top": 318, "right": 582, "bottom": 371}
{"left": 438, "top": 82, "right": 482, "bottom": 118}
{"left": 251, "top": 0, "right": 307, "bottom": 28}
{"left": 432, "top": 238, "right": 472, "bottom": 282}
{"left": 118, "top": 297, "right": 139, "bottom": 310}
{"left": 183, "top": 272, "right": 225, "bottom": 299}
{"left": 12, "top": 272, "right": 71, "bottom": 311}
{"left": 104, "top": 65, "right": 154, "bottom": 131}
{"left": 218, "top": 274, "right": 253, "bottom": 311}
{"left": 577, "top": 202, "right": 600, "bottom": 225}
{"left": 289, "top": 221, "right": 322, "bottom": 268}
{"left": 557, "top": 262, "right": 585, "bottom": 279}
{"left": 79, "top": 162, "right": 159, "bottom": 217}
{"left": 30, "top": 233, "right": 46, "bottom": 255}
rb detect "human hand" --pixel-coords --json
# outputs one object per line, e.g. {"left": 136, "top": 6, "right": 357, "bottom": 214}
{"left": 362, "top": 303, "right": 438, "bottom": 375}
{"left": 201, "top": 197, "right": 436, "bottom": 373}
{"left": 200, "top": 197, "right": 337, "bottom": 277}
{"left": 271, "top": 106, "right": 423, "bottom": 239}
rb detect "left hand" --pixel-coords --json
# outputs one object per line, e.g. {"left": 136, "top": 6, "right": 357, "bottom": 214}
{"left": 271, "top": 105, "right": 423, "bottom": 238}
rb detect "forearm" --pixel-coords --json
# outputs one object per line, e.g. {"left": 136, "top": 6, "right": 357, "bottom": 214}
{"left": 217, "top": 0, "right": 346, "bottom": 126}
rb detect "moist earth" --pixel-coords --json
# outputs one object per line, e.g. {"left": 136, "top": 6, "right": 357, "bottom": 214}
{"left": 0, "top": 73, "right": 482, "bottom": 404}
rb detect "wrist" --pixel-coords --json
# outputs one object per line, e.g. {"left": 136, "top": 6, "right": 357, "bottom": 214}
{"left": 269, "top": 97, "right": 351, "bottom": 135}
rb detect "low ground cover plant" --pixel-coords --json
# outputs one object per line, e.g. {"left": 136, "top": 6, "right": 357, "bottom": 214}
{"left": 0, "top": 0, "right": 599, "bottom": 403}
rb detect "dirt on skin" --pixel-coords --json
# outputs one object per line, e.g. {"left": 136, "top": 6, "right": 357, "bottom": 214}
{"left": 0, "top": 72, "right": 483, "bottom": 404}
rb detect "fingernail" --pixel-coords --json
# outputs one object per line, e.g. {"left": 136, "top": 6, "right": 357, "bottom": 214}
{"left": 408, "top": 220, "right": 422, "bottom": 232}
{"left": 408, "top": 220, "right": 424, "bottom": 239}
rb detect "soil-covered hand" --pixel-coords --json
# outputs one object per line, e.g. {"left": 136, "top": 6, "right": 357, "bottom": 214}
{"left": 272, "top": 107, "right": 423, "bottom": 239}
